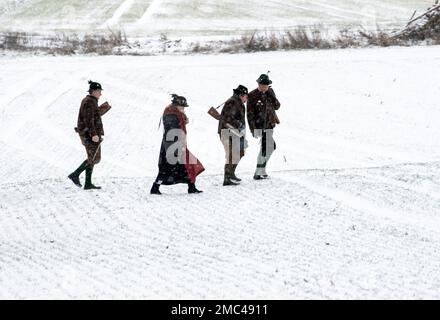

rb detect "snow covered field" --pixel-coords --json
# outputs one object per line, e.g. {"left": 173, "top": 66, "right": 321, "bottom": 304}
{"left": 0, "top": 0, "right": 434, "bottom": 36}
{"left": 1, "top": 45, "right": 440, "bottom": 299}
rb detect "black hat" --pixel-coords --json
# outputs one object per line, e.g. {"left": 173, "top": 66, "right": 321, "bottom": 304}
{"left": 171, "top": 94, "right": 189, "bottom": 107}
{"left": 256, "top": 74, "right": 272, "bottom": 85}
{"left": 233, "top": 85, "right": 248, "bottom": 96}
{"left": 88, "top": 80, "right": 103, "bottom": 92}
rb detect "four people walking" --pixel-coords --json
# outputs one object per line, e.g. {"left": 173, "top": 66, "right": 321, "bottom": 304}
{"left": 68, "top": 74, "right": 281, "bottom": 194}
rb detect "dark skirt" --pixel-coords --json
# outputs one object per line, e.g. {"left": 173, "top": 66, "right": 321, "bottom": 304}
{"left": 155, "top": 143, "right": 190, "bottom": 185}
{"left": 155, "top": 145, "right": 204, "bottom": 185}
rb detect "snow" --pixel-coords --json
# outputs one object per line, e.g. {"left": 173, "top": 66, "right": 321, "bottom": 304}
{"left": 0, "top": 0, "right": 434, "bottom": 36}
{"left": 99, "top": 0, "right": 136, "bottom": 29}
{"left": 1, "top": 45, "right": 440, "bottom": 298}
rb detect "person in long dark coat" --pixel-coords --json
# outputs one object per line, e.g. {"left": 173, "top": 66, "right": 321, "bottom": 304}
{"left": 150, "top": 94, "right": 205, "bottom": 195}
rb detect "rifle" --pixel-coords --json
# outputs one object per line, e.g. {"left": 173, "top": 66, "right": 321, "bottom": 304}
{"left": 207, "top": 103, "right": 244, "bottom": 138}
{"left": 267, "top": 87, "right": 280, "bottom": 126}
{"left": 265, "top": 71, "right": 280, "bottom": 126}
{"left": 272, "top": 108, "right": 281, "bottom": 126}
{"left": 92, "top": 102, "right": 110, "bottom": 160}
{"left": 207, "top": 101, "right": 225, "bottom": 120}
{"left": 91, "top": 140, "right": 102, "bottom": 162}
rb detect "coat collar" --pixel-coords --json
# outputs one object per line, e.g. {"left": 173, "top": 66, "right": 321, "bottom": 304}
{"left": 232, "top": 94, "right": 241, "bottom": 100}
{"left": 163, "top": 105, "right": 188, "bottom": 133}
{"left": 231, "top": 94, "right": 245, "bottom": 106}
{"left": 87, "top": 95, "right": 98, "bottom": 101}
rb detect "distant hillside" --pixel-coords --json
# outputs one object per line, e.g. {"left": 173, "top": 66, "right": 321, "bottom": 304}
{"left": 0, "top": 0, "right": 434, "bottom": 37}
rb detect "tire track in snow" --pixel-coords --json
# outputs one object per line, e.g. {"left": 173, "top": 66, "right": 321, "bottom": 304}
{"left": 137, "top": 0, "right": 163, "bottom": 25}
{"left": 0, "top": 85, "right": 74, "bottom": 171}
{"left": 269, "top": 0, "right": 358, "bottom": 22}
{"left": 0, "top": 73, "right": 78, "bottom": 139}
{"left": 0, "top": 73, "right": 52, "bottom": 110}
{"left": 99, "top": 0, "right": 135, "bottom": 29}
{"left": 2, "top": 174, "right": 440, "bottom": 298}
{"left": 277, "top": 172, "right": 440, "bottom": 233}
{"left": 311, "top": 1, "right": 379, "bottom": 19}
{"left": 286, "top": 126, "right": 422, "bottom": 164}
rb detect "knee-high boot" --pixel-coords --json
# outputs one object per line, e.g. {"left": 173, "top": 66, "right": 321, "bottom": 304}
{"left": 223, "top": 164, "right": 239, "bottom": 186}
{"left": 84, "top": 165, "right": 101, "bottom": 190}
{"left": 68, "top": 160, "right": 89, "bottom": 187}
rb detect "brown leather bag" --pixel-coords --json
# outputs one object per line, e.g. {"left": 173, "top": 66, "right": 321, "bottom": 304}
{"left": 99, "top": 101, "right": 112, "bottom": 116}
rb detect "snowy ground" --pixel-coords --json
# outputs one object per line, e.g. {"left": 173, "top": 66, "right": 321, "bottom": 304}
{"left": 1, "top": 46, "right": 440, "bottom": 299}
{"left": 0, "top": 0, "right": 434, "bottom": 36}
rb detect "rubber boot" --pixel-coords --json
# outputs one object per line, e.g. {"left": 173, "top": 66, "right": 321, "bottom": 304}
{"left": 230, "top": 164, "right": 241, "bottom": 182}
{"left": 68, "top": 160, "right": 89, "bottom": 187}
{"left": 84, "top": 165, "right": 101, "bottom": 190}
{"left": 223, "top": 164, "right": 239, "bottom": 186}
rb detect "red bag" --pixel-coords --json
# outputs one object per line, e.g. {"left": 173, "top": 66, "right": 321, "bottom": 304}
{"left": 185, "top": 149, "right": 205, "bottom": 184}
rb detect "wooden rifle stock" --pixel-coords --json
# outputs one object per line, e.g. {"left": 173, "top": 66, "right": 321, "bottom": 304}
{"left": 207, "top": 106, "right": 243, "bottom": 138}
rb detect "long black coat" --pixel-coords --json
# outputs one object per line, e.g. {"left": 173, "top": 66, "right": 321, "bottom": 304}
{"left": 156, "top": 105, "right": 204, "bottom": 185}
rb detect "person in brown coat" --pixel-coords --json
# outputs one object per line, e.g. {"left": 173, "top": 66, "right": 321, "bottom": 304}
{"left": 218, "top": 85, "right": 248, "bottom": 186}
{"left": 68, "top": 80, "right": 105, "bottom": 190}
{"left": 247, "top": 74, "right": 281, "bottom": 180}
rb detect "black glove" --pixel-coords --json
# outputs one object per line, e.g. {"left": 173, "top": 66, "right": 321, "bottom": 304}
{"left": 267, "top": 87, "right": 277, "bottom": 100}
